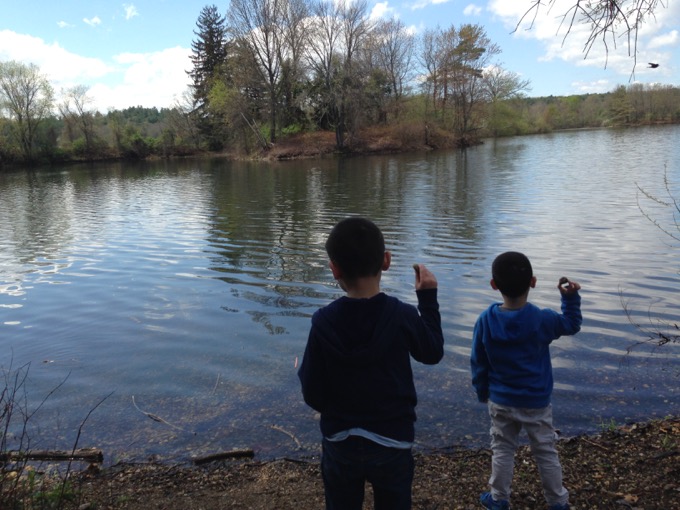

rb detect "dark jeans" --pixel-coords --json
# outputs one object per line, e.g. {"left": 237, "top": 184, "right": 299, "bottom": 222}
{"left": 321, "top": 436, "right": 414, "bottom": 510}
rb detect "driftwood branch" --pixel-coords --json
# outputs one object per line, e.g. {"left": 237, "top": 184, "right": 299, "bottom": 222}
{"left": 0, "top": 448, "right": 103, "bottom": 463}
{"left": 271, "top": 424, "right": 302, "bottom": 450}
{"left": 132, "top": 395, "right": 193, "bottom": 434}
{"left": 192, "top": 449, "right": 255, "bottom": 465}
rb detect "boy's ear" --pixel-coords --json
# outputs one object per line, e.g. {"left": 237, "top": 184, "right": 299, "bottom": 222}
{"left": 382, "top": 251, "right": 391, "bottom": 271}
{"left": 530, "top": 276, "right": 537, "bottom": 288}
{"left": 329, "top": 260, "right": 342, "bottom": 280}
{"left": 490, "top": 278, "right": 499, "bottom": 290}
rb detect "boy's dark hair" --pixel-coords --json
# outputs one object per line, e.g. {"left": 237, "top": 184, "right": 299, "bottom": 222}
{"left": 325, "top": 217, "right": 385, "bottom": 281}
{"left": 492, "top": 251, "right": 533, "bottom": 298}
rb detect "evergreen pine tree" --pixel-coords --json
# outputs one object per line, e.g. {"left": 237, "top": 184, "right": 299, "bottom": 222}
{"left": 188, "top": 5, "right": 229, "bottom": 148}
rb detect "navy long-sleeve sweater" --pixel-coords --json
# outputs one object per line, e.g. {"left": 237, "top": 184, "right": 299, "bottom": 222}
{"left": 298, "top": 289, "right": 444, "bottom": 443}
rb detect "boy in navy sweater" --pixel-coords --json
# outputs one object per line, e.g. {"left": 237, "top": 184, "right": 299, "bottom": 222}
{"left": 471, "top": 251, "right": 581, "bottom": 510}
{"left": 298, "top": 217, "right": 444, "bottom": 510}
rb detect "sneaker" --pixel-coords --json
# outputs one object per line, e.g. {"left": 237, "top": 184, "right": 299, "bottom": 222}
{"left": 548, "top": 505, "right": 570, "bottom": 510}
{"left": 480, "top": 492, "right": 509, "bottom": 510}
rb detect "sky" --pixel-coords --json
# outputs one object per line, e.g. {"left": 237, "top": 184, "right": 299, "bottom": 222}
{"left": 1, "top": 0, "right": 678, "bottom": 112}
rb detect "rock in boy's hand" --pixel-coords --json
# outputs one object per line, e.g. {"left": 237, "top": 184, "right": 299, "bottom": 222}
{"left": 558, "top": 276, "right": 581, "bottom": 294}
{"left": 413, "top": 263, "right": 437, "bottom": 291}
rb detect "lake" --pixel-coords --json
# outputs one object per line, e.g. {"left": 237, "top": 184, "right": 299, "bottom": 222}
{"left": 1, "top": 125, "right": 679, "bottom": 464}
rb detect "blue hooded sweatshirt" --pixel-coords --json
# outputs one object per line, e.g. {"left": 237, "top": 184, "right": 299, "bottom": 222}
{"left": 470, "top": 292, "right": 581, "bottom": 409}
{"left": 298, "top": 289, "right": 444, "bottom": 443}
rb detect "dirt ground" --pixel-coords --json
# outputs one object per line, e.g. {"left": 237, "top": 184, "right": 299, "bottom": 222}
{"left": 64, "top": 416, "right": 680, "bottom": 510}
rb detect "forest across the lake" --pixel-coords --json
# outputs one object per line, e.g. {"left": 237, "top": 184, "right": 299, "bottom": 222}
{"left": 2, "top": 5, "right": 679, "bottom": 169}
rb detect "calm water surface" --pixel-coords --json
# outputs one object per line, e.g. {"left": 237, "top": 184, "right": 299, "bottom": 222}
{"left": 1, "top": 126, "right": 679, "bottom": 464}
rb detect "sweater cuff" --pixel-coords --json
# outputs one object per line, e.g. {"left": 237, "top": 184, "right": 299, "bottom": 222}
{"left": 416, "top": 287, "right": 438, "bottom": 305}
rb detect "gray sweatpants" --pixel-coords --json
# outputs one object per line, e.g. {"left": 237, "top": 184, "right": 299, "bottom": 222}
{"left": 487, "top": 401, "right": 569, "bottom": 507}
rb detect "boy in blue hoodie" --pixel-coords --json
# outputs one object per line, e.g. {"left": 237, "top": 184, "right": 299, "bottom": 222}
{"left": 298, "top": 217, "right": 444, "bottom": 510}
{"left": 471, "top": 251, "right": 581, "bottom": 510}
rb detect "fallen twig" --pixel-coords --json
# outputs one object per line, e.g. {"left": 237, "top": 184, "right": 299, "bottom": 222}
{"left": 271, "top": 424, "right": 302, "bottom": 450}
{"left": 581, "top": 437, "right": 610, "bottom": 451}
{"left": 647, "top": 448, "right": 680, "bottom": 462}
{"left": 132, "top": 396, "right": 193, "bottom": 434}
{"left": 211, "top": 374, "right": 221, "bottom": 395}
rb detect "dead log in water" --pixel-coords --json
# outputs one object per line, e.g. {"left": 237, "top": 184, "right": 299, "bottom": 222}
{"left": 193, "top": 449, "right": 255, "bottom": 465}
{"left": 0, "top": 448, "right": 103, "bottom": 464}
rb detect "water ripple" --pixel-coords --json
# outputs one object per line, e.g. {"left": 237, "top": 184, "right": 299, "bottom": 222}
{"left": 0, "top": 129, "right": 678, "bottom": 462}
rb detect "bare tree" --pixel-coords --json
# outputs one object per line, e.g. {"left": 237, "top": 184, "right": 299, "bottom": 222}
{"left": 481, "top": 67, "right": 532, "bottom": 137}
{"left": 369, "top": 18, "right": 415, "bottom": 120}
{"left": 167, "top": 89, "right": 203, "bottom": 150}
{"left": 306, "top": 0, "right": 342, "bottom": 97}
{"left": 279, "top": 0, "right": 311, "bottom": 128}
{"left": 518, "top": 0, "right": 667, "bottom": 68}
{"left": 59, "top": 85, "right": 97, "bottom": 157}
{"left": 228, "top": 0, "right": 285, "bottom": 144}
{"left": 305, "top": 0, "right": 342, "bottom": 134}
{"left": 305, "top": 0, "right": 371, "bottom": 148}
{"left": 336, "top": 0, "right": 372, "bottom": 147}
{"left": 419, "top": 28, "right": 445, "bottom": 117}
{"left": 482, "top": 67, "right": 531, "bottom": 103}
{"left": 0, "top": 61, "right": 54, "bottom": 161}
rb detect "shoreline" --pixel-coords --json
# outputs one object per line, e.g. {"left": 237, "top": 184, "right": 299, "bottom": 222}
{"left": 55, "top": 415, "right": 679, "bottom": 509}
{"left": 4, "top": 122, "right": 679, "bottom": 170}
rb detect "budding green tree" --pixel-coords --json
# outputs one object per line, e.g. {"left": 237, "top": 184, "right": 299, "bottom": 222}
{"left": 0, "top": 61, "right": 54, "bottom": 161}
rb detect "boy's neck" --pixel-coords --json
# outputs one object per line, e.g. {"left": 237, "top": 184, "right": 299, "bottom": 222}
{"left": 500, "top": 294, "right": 529, "bottom": 311}
{"left": 341, "top": 275, "right": 382, "bottom": 299}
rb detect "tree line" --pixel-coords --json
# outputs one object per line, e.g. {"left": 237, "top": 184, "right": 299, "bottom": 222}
{"left": 1, "top": 2, "right": 679, "bottom": 167}
{"left": 186, "top": 2, "right": 530, "bottom": 151}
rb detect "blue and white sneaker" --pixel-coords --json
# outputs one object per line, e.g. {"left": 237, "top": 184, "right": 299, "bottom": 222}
{"left": 480, "top": 492, "right": 510, "bottom": 510}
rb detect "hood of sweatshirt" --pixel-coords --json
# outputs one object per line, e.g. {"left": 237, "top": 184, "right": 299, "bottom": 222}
{"left": 484, "top": 303, "right": 544, "bottom": 346}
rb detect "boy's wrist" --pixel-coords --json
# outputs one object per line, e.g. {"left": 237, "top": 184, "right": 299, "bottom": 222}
{"left": 416, "top": 287, "right": 438, "bottom": 298}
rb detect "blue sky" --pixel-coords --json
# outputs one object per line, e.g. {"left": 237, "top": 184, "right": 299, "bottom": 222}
{"left": 1, "top": 1, "right": 678, "bottom": 112}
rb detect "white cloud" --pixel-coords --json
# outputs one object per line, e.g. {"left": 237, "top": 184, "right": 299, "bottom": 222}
{"left": 91, "top": 47, "right": 192, "bottom": 111}
{"left": 648, "top": 29, "right": 678, "bottom": 49}
{"left": 370, "top": 2, "right": 394, "bottom": 20}
{"left": 57, "top": 21, "right": 74, "bottom": 29}
{"left": 571, "top": 79, "right": 611, "bottom": 94}
{"left": 0, "top": 30, "right": 111, "bottom": 83}
{"left": 83, "top": 16, "right": 102, "bottom": 27}
{"left": 410, "top": 0, "right": 451, "bottom": 11}
{"left": 123, "top": 4, "right": 139, "bottom": 21}
{"left": 405, "top": 24, "right": 419, "bottom": 36}
{"left": 463, "top": 4, "right": 482, "bottom": 16}
{"left": 0, "top": 30, "right": 190, "bottom": 112}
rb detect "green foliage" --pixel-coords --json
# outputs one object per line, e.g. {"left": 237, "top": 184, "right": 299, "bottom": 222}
{"left": 281, "top": 123, "right": 304, "bottom": 136}
{"left": 116, "top": 126, "right": 151, "bottom": 159}
{"left": 598, "top": 416, "right": 619, "bottom": 432}
{"left": 70, "top": 136, "right": 109, "bottom": 159}
{"left": 190, "top": 5, "right": 228, "bottom": 97}
{"left": 607, "top": 85, "right": 635, "bottom": 126}
{"left": 33, "top": 478, "right": 77, "bottom": 509}
{"left": 0, "top": 60, "right": 55, "bottom": 162}
{"left": 113, "top": 106, "right": 164, "bottom": 124}
{"left": 485, "top": 100, "right": 531, "bottom": 137}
